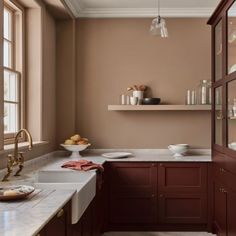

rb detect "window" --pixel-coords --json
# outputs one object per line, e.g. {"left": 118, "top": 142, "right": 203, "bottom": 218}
{"left": 3, "top": 1, "right": 23, "bottom": 142}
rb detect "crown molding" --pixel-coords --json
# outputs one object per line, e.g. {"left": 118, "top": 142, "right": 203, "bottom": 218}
{"left": 63, "top": 0, "right": 84, "bottom": 17}
{"left": 62, "top": 0, "right": 216, "bottom": 18}
{"left": 77, "top": 7, "right": 215, "bottom": 18}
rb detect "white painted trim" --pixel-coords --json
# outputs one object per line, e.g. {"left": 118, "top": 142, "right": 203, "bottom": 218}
{"left": 67, "top": 7, "right": 217, "bottom": 18}
{"left": 78, "top": 7, "right": 216, "bottom": 18}
{"left": 63, "top": 0, "right": 81, "bottom": 17}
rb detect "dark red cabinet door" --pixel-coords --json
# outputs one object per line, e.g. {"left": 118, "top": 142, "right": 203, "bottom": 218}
{"left": 227, "top": 187, "right": 236, "bottom": 236}
{"left": 213, "top": 182, "right": 227, "bottom": 236}
{"left": 158, "top": 193, "right": 207, "bottom": 224}
{"left": 45, "top": 208, "right": 67, "bottom": 236}
{"left": 107, "top": 162, "right": 158, "bottom": 225}
{"left": 158, "top": 163, "right": 207, "bottom": 193}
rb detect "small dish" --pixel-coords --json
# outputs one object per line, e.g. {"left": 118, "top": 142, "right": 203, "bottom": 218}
{"left": 142, "top": 98, "right": 161, "bottom": 105}
{"left": 0, "top": 185, "right": 35, "bottom": 201}
{"left": 101, "top": 152, "right": 133, "bottom": 159}
{"left": 61, "top": 144, "right": 91, "bottom": 158}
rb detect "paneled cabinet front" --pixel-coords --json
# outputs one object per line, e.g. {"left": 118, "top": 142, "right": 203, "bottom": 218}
{"left": 37, "top": 201, "right": 71, "bottom": 236}
{"left": 213, "top": 163, "right": 236, "bottom": 236}
{"left": 107, "top": 162, "right": 158, "bottom": 226}
{"left": 158, "top": 163, "right": 208, "bottom": 225}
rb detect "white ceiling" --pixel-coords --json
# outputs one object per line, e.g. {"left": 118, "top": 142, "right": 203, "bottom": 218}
{"left": 63, "top": 0, "right": 221, "bottom": 18}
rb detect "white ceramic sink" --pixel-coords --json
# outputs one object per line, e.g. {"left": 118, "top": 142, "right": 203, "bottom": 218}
{"left": 34, "top": 170, "right": 96, "bottom": 224}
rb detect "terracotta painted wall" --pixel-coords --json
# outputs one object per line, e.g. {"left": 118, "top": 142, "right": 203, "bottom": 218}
{"left": 75, "top": 18, "right": 211, "bottom": 149}
{"left": 0, "top": 2, "right": 57, "bottom": 169}
{"left": 56, "top": 20, "right": 76, "bottom": 145}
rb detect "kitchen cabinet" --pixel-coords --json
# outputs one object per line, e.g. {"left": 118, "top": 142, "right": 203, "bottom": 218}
{"left": 107, "top": 162, "right": 158, "bottom": 228}
{"left": 36, "top": 201, "right": 71, "bottom": 236}
{"left": 208, "top": 0, "right": 236, "bottom": 235}
{"left": 213, "top": 163, "right": 236, "bottom": 236}
{"left": 158, "top": 163, "right": 208, "bottom": 225}
{"left": 106, "top": 162, "right": 208, "bottom": 231}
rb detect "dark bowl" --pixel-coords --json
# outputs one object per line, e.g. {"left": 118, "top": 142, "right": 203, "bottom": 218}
{"left": 142, "top": 98, "right": 161, "bottom": 105}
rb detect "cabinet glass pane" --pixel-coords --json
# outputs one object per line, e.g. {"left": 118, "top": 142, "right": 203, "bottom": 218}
{"left": 215, "top": 20, "right": 223, "bottom": 81}
{"left": 228, "top": 1, "right": 236, "bottom": 74}
{"left": 215, "top": 87, "right": 223, "bottom": 146}
{"left": 228, "top": 80, "right": 236, "bottom": 150}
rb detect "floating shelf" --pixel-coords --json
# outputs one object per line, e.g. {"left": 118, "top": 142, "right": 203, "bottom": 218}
{"left": 108, "top": 105, "right": 211, "bottom": 111}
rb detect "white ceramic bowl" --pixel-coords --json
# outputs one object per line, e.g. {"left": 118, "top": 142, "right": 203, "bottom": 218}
{"left": 61, "top": 144, "right": 91, "bottom": 158}
{"left": 168, "top": 144, "right": 189, "bottom": 158}
{"left": 229, "top": 142, "right": 236, "bottom": 150}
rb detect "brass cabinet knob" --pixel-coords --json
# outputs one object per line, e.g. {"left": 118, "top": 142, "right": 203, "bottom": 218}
{"left": 219, "top": 188, "right": 227, "bottom": 193}
{"left": 57, "top": 209, "right": 64, "bottom": 218}
{"left": 159, "top": 194, "right": 163, "bottom": 198}
{"left": 159, "top": 163, "right": 163, "bottom": 167}
{"left": 220, "top": 168, "right": 226, "bottom": 173}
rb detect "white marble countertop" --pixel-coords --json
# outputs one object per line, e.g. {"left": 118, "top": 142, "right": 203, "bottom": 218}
{"left": 0, "top": 149, "right": 212, "bottom": 236}
{"left": 0, "top": 189, "right": 75, "bottom": 236}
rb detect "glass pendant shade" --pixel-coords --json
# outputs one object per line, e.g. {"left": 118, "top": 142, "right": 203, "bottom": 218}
{"left": 150, "top": 16, "right": 168, "bottom": 37}
{"left": 150, "top": 0, "right": 168, "bottom": 38}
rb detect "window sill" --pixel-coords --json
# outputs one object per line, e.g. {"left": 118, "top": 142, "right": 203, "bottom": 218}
{"left": 2, "top": 141, "right": 49, "bottom": 155}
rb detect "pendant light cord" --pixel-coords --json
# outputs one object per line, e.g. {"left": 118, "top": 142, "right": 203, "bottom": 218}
{"left": 158, "top": 0, "right": 160, "bottom": 17}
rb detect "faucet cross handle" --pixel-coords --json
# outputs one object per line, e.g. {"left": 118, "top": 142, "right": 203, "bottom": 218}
{"left": 14, "top": 152, "right": 25, "bottom": 177}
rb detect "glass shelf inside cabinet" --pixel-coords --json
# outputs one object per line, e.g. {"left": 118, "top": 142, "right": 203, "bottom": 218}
{"left": 215, "top": 20, "right": 223, "bottom": 81}
{"left": 228, "top": 80, "right": 236, "bottom": 150}
{"left": 228, "top": 1, "right": 236, "bottom": 74}
{"left": 215, "top": 87, "right": 223, "bottom": 146}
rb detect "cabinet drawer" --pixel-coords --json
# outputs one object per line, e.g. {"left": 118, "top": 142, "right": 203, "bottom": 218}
{"left": 158, "top": 163, "right": 207, "bottom": 193}
{"left": 158, "top": 193, "right": 207, "bottom": 224}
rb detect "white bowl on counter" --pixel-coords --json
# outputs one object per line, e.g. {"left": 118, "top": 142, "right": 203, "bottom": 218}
{"left": 168, "top": 144, "right": 189, "bottom": 158}
{"left": 229, "top": 142, "right": 236, "bottom": 150}
{"left": 61, "top": 144, "right": 91, "bottom": 158}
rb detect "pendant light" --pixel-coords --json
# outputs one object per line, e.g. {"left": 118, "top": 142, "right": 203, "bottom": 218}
{"left": 150, "top": 0, "right": 168, "bottom": 38}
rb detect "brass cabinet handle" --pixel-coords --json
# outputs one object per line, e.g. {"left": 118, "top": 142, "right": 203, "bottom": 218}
{"left": 159, "top": 163, "right": 163, "bottom": 167}
{"left": 57, "top": 209, "right": 64, "bottom": 218}
{"left": 159, "top": 194, "right": 163, "bottom": 198}
{"left": 219, "top": 188, "right": 227, "bottom": 193}
{"left": 220, "top": 168, "right": 226, "bottom": 173}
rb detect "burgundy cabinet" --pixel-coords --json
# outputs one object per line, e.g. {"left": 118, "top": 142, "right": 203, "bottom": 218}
{"left": 158, "top": 163, "right": 208, "bottom": 225}
{"left": 158, "top": 163, "right": 207, "bottom": 193}
{"left": 36, "top": 201, "right": 71, "bottom": 236}
{"left": 159, "top": 193, "right": 207, "bottom": 224}
{"left": 213, "top": 163, "right": 236, "bottom": 236}
{"left": 227, "top": 187, "right": 236, "bottom": 236}
{"left": 213, "top": 181, "right": 227, "bottom": 236}
{"left": 107, "top": 162, "right": 158, "bottom": 227}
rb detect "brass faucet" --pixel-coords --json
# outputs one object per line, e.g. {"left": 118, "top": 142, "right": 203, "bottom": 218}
{"left": 2, "top": 129, "right": 33, "bottom": 182}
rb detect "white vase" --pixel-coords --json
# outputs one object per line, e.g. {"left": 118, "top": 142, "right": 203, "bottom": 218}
{"left": 133, "top": 91, "right": 144, "bottom": 105}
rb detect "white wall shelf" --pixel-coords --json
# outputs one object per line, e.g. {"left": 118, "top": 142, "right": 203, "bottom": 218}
{"left": 108, "top": 105, "right": 211, "bottom": 111}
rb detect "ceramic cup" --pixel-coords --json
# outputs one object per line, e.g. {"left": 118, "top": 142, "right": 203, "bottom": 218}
{"left": 130, "top": 96, "right": 138, "bottom": 105}
{"left": 133, "top": 91, "right": 144, "bottom": 105}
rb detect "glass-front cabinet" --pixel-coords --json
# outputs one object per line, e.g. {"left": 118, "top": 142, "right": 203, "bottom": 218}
{"left": 209, "top": 0, "right": 236, "bottom": 156}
